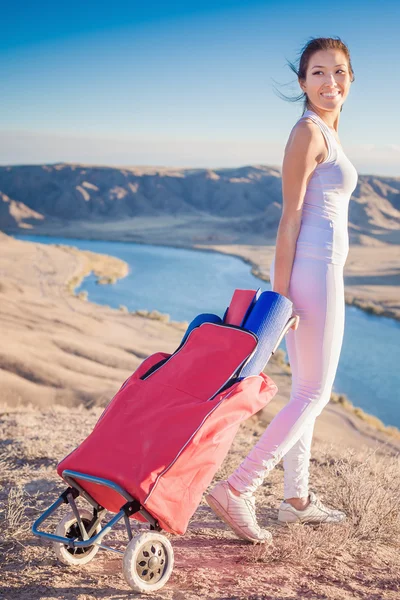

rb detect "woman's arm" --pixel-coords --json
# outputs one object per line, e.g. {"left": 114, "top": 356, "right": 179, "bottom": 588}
{"left": 272, "top": 119, "right": 324, "bottom": 298}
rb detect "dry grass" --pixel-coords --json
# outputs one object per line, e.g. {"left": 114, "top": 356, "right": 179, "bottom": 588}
{"left": 346, "top": 296, "right": 391, "bottom": 318}
{"left": 251, "top": 266, "right": 269, "bottom": 282}
{"left": 330, "top": 392, "right": 400, "bottom": 440}
{"left": 0, "top": 407, "right": 399, "bottom": 598}
{"left": 132, "top": 308, "right": 171, "bottom": 323}
{"left": 0, "top": 487, "right": 34, "bottom": 556}
{"left": 248, "top": 447, "right": 400, "bottom": 569}
{"left": 343, "top": 291, "right": 400, "bottom": 322}
{"left": 97, "top": 275, "right": 118, "bottom": 285}
{"left": 331, "top": 449, "right": 400, "bottom": 543}
{"left": 61, "top": 244, "right": 128, "bottom": 295}
{"left": 132, "top": 308, "right": 189, "bottom": 330}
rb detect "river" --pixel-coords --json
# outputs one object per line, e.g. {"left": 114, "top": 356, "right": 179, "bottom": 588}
{"left": 14, "top": 234, "right": 400, "bottom": 428}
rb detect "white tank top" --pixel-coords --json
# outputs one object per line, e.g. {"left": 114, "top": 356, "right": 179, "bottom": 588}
{"left": 291, "top": 109, "right": 358, "bottom": 266}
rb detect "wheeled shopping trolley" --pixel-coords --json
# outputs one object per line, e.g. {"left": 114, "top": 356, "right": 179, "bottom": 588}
{"left": 32, "top": 288, "right": 294, "bottom": 593}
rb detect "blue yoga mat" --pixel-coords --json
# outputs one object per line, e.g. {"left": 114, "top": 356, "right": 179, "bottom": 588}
{"left": 239, "top": 291, "right": 293, "bottom": 377}
{"left": 181, "top": 313, "right": 222, "bottom": 345}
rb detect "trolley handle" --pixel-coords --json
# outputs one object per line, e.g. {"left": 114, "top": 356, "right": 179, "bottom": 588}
{"left": 271, "top": 316, "right": 297, "bottom": 355}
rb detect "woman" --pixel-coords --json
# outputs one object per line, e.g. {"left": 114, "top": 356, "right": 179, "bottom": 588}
{"left": 205, "top": 37, "right": 358, "bottom": 544}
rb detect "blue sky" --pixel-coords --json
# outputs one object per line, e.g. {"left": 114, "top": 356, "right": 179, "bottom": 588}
{"left": 1, "top": 1, "right": 399, "bottom": 176}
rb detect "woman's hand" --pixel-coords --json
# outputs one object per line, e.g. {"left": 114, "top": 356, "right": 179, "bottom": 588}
{"left": 291, "top": 312, "right": 300, "bottom": 330}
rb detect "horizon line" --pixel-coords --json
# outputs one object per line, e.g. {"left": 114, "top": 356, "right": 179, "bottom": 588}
{"left": 0, "top": 161, "right": 398, "bottom": 180}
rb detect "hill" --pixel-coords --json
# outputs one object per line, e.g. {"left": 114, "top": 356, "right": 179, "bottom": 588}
{"left": 0, "top": 163, "right": 399, "bottom": 245}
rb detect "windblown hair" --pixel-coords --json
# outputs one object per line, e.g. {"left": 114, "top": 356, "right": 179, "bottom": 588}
{"left": 275, "top": 36, "right": 355, "bottom": 114}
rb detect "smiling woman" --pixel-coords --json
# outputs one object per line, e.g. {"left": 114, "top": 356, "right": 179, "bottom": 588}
{"left": 206, "top": 37, "right": 363, "bottom": 544}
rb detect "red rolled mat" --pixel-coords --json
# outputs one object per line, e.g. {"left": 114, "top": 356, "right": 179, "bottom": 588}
{"left": 224, "top": 289, "right": 258, "bottom": 326}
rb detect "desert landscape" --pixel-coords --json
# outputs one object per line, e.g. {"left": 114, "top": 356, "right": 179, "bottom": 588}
{"left": 3, "top": 2, "right": 399, "bottom": 597}
{"left": 1, "top": 227, "right": 399, "bottom": 599}
{"left": 1, "top": 163, "right": 400, "bottom": 321}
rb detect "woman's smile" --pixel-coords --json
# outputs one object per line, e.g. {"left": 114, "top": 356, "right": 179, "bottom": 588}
{"left": 320, "top": 91, "right": 341, "bottom": 98}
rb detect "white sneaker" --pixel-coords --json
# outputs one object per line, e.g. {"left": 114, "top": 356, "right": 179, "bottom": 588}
{"left": 278, "top": 491, "right": 346, "bottom": 524}
{"left": 205, "top": 481, "right": 272, "bottom": 544}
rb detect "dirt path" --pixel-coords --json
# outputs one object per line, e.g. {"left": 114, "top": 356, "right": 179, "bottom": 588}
{"left": 1, "top": 406, "right": 399, "bottom": 600}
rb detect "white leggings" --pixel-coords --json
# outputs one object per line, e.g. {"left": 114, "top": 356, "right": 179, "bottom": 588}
{"left": 228, "top": 256, "right": 345, "bottom": 499}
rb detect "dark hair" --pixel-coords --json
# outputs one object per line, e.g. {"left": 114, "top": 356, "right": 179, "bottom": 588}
{"left": 273, "top": 36, "right": 355, "bottom": 114}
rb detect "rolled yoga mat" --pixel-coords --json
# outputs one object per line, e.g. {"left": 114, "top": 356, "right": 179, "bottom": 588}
{"left": 239, "top": 291, "right": 293, "bottom": 378}
{"left": 223, "top": 288, "right": 261, "bottom": 326}
{"left": 180, "top": 313, "right": 222, "bottom": 345}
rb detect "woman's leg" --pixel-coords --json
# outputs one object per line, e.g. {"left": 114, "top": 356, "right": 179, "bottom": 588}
{"left": 227, "top": 258, "right": 345, "bottom": 495}
{"left": 283, "top": 419, "right": 315, "bottom": 499}
{"left": 282, "top": 324, "right": 315, "bottom": 500}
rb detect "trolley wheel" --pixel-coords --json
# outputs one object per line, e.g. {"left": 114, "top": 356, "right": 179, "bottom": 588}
{"left": 123, "top": 532, "right": 174, "bottom": 593}
{"left": 53, "top": 508, "right": 102, "bottom": 566}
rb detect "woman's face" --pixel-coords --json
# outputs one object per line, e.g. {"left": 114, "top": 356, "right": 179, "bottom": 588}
{"left": 299, "top": 49, "right": 352, "bottom": 112}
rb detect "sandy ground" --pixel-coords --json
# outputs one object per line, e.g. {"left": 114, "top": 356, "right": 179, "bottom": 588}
{"left": 1, "top": 406, "right": 399, "bottom": 600}
{"left": 1, "top": 233, "right": 399, "bottom": 599}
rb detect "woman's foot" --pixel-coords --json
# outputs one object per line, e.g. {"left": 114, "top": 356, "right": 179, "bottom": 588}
{"left": 205, "top": 481, "right": 272, "bottom": 544}
{"left": 285, "top": 496, "right": 311, "bottom": 511}
{"left": 278, "top": 491, "right": 346, "bottom": 524}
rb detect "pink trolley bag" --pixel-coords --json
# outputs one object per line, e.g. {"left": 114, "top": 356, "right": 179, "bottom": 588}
{"left": 32, "top": 288, "right": 294, "bottom": 594}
